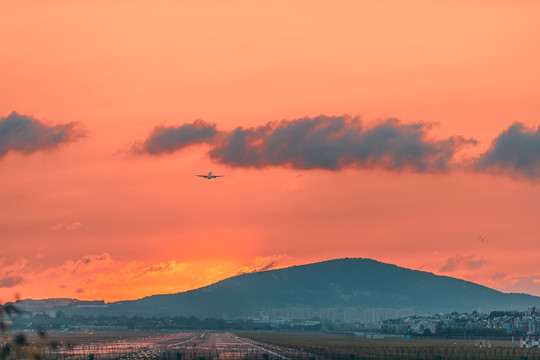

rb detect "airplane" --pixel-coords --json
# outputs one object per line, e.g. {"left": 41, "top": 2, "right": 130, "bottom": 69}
{"left": 195, "top": 171, "right": 224, "bottom": 179}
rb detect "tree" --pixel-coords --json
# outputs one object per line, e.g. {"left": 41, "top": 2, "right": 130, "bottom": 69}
{"left": 1, "top": 302, "right": 20, "bottom": 360}
{"left": 1, "top": 301, "right": 59, "bottom": 360}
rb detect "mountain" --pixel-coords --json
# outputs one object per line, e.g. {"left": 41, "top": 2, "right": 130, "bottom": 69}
{"left": 65, "top": 258, "right": 540, "bottom": 319}
{"left": 13, "top": 298, "right": 107, "bottom": 313}
{"left": 15, "top": 298, "right": 79, "bottom": 310}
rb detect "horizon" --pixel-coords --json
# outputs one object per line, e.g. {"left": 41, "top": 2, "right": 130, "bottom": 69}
{"left": 11, "top": 257, "right": 540, "bottom": 303}
{"left": 2, "top": 1, "right": 540, "bottom": 303}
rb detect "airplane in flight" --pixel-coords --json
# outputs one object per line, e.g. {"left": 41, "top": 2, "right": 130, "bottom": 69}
{"left": 195, "top": 171, "right": 224, "bottom": 179}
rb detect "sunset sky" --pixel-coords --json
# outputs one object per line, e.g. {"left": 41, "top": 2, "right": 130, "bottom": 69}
{"left": 2, "top": 1, "right": 540, "bottom": 303}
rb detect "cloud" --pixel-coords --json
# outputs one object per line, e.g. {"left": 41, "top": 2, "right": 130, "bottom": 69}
{"left": 485, "top": 272, "right": 540, "bottom": 296}
{"left": 137, "top": 261, "right": 189, "bottom": 277}
{"left": 42, "top": 254, "right": 190, "bottom": 288}
{"left": 65, "top": 253, "right": 113, "bottom": 274}
{"left": 213, "top": 116, "right": 475, "bottom": 171}
{"left": 0, "top": 112, "right": 83, "bottom": 158}
{"left": 0, "top": 258, "right": 28, "bottom": 277}
{"left": 501, "top": 275, "right": 540, "bottom": 295}
{"left": 0, "top": 275, "right": 25, "bottom": 288}
{"left": 0, "top": 255, "right": 191, "bottom": 300}
{"left": 475, "top": 122, "right": 540, "bottom": 181}
{"left": 133, "top": 120, "right": 218, "bottom": 154}
{"left": 440, "top": 257, "right": 460, "bottom": 272}
{"left": 51, "top": 222, "right": 82, "bottom": 231}
{"left": 465, "top": 257, "right": 486, "bottom": 269}
{"left": 440, "top": 255, "right": 487, "bottom": 273}
{"left": 488, "top": 272, "right": 513, "bottom": 286}
{"left": 136, "top": 115, "right": 475, "bottom": 172}
{"left": 236, "top": 254, "right": 290, "bottom": 275}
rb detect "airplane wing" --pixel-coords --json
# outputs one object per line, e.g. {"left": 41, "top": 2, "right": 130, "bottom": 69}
{"left": 195, "top": 175, "right": 207, "bottom": 177}
{"left": 213, "top": 175, "right": 224, "bottom": 177}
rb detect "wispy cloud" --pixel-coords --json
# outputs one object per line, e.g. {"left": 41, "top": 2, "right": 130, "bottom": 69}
{"left": 0, "top": 254, "right": 192, "bottom": 298}
{"left": 0, "top": 275, "right": 26, "bottom": 288}
{"left": 0, "top": 112, "right": 84, "bottom": 158}
{"left": 490, "top": 272, "right": 508, "bottom": 284}
{"left": 440, "top": 255, "right": 487, "bottom": 273}
{"left": 136, "top": 115, "right": 476, "bottom": 172}
{"left": 51, "top": 222, "right": 82, "bottom": 231}
{"left": 136, "top": 261, "right": 190, "bottom": 278}
{"left": 66, "top": 254, "right": 113, "bottom": 274}
{"left": 236, "top": 254, "right": 290, "bottom": 275}
{"left": 42, "top": 254, "right": 190, "bottom": 287}
{"left": 499, "top": 274, "right": 540, "bottom": 294}
{"left": 0, "top": 258, "right": 28, "bottom": 277}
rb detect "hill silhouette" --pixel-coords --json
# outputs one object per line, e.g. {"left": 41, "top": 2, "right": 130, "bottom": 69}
{"left": 69, "top": 258, "right": 540, "bottom": 318}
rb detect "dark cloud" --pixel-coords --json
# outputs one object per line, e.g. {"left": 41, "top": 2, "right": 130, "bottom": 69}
{"left": 0, "top": 112, "right": 83, "bottom": 158}
{"left": 138, "top": 115, "right": 475, "bottom": 172}
{"left": 134, "top": 120, "right": 218, "bottom": 154}
{"left": 475, "top": 122, "right": 540, "bottom": 180}
{"left": 75, "top": 288, "right": 85, "bottom": 294}
{"left": 210, "top": 116, "right": 475, "bottom": 171}
{"left": 0, "top": 275, "right": 25, "bottom": 288}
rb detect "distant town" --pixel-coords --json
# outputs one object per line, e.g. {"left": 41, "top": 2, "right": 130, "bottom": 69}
{"left": 8, "top": 299, "right": 539, "bottom": 338}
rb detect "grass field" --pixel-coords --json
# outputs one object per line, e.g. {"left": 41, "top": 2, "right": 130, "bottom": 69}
{"left": 240, "top": 332, "right": 540, "bottom": 360}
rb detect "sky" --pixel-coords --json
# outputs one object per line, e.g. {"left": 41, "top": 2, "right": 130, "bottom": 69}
{"left": 1, "top": 0, "right": 540, "bottom": 303}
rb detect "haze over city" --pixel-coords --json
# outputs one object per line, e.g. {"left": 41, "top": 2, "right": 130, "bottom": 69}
{"left": 1, "top": 1, "right": 540, "bottom": 303}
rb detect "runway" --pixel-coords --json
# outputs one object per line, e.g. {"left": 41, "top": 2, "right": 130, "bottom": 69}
{"left": 160, "top": 332, "right": 314, "bottom": 359}
{"left": 47, "top": 332, "right": 318, "bottom": 360}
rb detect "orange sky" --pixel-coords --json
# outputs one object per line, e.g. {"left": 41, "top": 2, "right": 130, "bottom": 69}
{"left": 1, "top": 0, "right": 540, "bottom": 303}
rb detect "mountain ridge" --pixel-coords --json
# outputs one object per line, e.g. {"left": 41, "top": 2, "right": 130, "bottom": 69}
{"left": 70, "top": 257, "right": 540, "bottom": 318}
{"left": 17, "top": 258, "right": 540, "bottom": 319}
